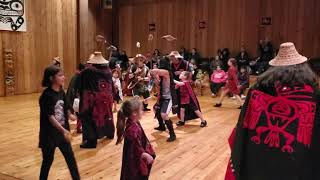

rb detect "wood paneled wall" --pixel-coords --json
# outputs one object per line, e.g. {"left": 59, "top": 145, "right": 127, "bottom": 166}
{"left": 119, "top": 0, "right": 320, "bottom": 59}
{"left": 78, "top": 0, "right": 113, "bottom": 62}
{"left": 0, "top": 0, "right": 77, "bottom": 96}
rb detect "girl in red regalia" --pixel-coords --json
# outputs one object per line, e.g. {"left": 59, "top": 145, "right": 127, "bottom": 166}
{"left": 116, "top": 97, "right": 156, "bottom": 180}
{"left": 225, "top": 42, "right": 320, "bottom": 180}
{"left": 174, "top": 71, "right": 207, "bottom": 127}
{"left": 215, "top": 58, "right": 243, "bottom": 109}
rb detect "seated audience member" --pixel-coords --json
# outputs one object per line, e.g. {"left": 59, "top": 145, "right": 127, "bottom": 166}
{"left": 216, "top": 49, "right": 223, "bottom": 61}
{"left": 209, "top": 56, "right": 223, "bottom": 74}
{"left": 251, "top": 39, "right": 274, "bottom": 75}
{"left": 119, "top": 50, "right": 129, "bottom": 70}
{"left": 236, "top": 46, "right": 250, "bottom": 69}
{"left": 210, "top": 66, "right": 228, "bottom": 97}
{"left": 221, "top": 48, "right": 230, "bottom": 71}
{"left": 152, "top": 49, "right": 162, "bottom": 67}
{"left": 238, "top": 66, "right": 250, "bottom": 99}
{"left": 109, "top": 49, "right": 120, "bottom": 69}
{"left": 145, "top": 52, "right": 153, "bottom": 69}
{"left": 190, "top": 48, "right": 201, "bottom": 65}
{"left": 190, "top": 59, "right": 199, "bottom": 81}
{"left": 179, "top": 47, "right": 189, "bottom": 60}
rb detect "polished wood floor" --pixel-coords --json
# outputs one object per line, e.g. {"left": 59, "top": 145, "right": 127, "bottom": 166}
{"left": 0, "top": 93, "right": 241, "bottom": 180}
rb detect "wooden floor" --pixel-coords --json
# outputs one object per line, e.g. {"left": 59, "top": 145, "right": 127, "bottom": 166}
{"left": 0, "top": 93, "right": 242, "bottom": 180}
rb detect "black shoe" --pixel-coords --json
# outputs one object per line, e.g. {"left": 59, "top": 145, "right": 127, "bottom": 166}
{"left": 238, "top": 106, "right": 243, "bottom": 109}
{"left": 165, "top": 120, "right": 176, "bottom": 142}
{"left": 176, "top": 121, "right": 185, "bottom": 126}
{"left": 80, "top": 140, "right": 97, "bottom": 149}
{"left": 200, "top": 120, "right": 207, "bottom": 127}
{"left": 154, "top": 126, "right": 166, "bottom": 131}
{"left": 214, "top": 103, "right": 222, "bottom": 107}
{"left": 167, "top": 134, "right": 176, "bottom": 142}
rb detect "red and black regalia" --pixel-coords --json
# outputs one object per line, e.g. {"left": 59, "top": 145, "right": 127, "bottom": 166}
{"left": 120, "top": 120, "right": 156, "bottom": 180}
{"left": 179, "top": 80, "right": 201, "bottom": 112}
{"left": 171, "top": 59, "right": 197, "bottom": 120}
{"left": 77, "top": 64, "right": 115, "bottom": 146}
{"left": 225, "top": 83, "right": 320, "bottom": 180}
{"left": 224, "top": 66, "right": 240, "bottom": 95}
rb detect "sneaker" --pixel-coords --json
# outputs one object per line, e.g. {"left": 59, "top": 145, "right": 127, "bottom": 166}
{"left": 214, "top": 103, "right": 222, "bottom": 107}
{"left": 231, "top": 96, "right": 236, "bottom": 100}
{"left": 211, "top": 93, "right": 216, "bottom": 97}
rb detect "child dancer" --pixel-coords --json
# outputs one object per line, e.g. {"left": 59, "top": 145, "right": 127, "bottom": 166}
{"left": 214, "top": 58, "right": 243, "bottom": 109}
{"left": 39, "top": 65, "right": 80, "bottom": 180}
{"left": 210, "top": 65, "right": 228, "bottom": 97}
{"left": 116, "top": 97, "right": 156, "bottom": 180}
{"left": 174, "top": 71, "right": 207, "bottom": 127}
{"left": 112, "top": 69, "right": 123, "bottom": 112}
{"left": 238, "top": 66, "right": 250, "bottom": 99}
{"left": 150, "top": 57, "right": 178, "bottom": 142}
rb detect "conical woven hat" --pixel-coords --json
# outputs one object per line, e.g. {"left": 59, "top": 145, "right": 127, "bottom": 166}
{"left": 87, "top": 52, "right": 108, "bottom": 64}
{"left": 168, "top": 51, "right": 183, "bottom": 59}
{"left": 269, "top": 42, "right": 307, "bottom": 66}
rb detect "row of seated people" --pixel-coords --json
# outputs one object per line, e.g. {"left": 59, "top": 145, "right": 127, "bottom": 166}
{"left": 107, "top": 40, "right": 274, "bottom": 77}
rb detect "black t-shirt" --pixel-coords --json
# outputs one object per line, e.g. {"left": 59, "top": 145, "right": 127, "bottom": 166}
{"left": 39, "top": 88, "right": 70, "bottom": 148}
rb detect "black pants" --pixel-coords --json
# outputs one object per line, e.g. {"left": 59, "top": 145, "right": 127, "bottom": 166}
{"left": 239, "top": 84, "right": 249, "bottom": 95}
{"left": 210, "top": 82, "right": 225, "bottom": 94}
{"left": 40, "top": 142, "right": 80, "bottom": 180}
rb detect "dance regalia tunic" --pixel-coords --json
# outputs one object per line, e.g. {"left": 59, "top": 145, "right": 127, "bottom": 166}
{"left": 224, "top": 66, "right": 240, "bottom": 95}
{"left": 225, "top": 83, "right": 320, "bottom": 180}
{"left": 120, "top": 120, "right": 156, "bottom": 180}
{"left": 77, "top": 65, "right": 115, "bottom": 141}
{"left": 179, "top": 81, "right": 201, "bottom": 112}
{"left": 171, "top": 60, "right": 197, "bottom": 120}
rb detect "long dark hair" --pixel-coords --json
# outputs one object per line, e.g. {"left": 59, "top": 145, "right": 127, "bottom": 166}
{"left": 257, "top": 62, "right": 317, "bottom": 87}
{"left": 309, "top": 58, "right": 320, "bottom": 76}
{"left": 42, "top": 65, "right": 61, "bottom": 87}
{"left": 158, "top": 57, "right": 171, "bottom": 71}
{"left": 154, "top": 49, "right": 161, "bottom": 56}
{"left": 116, "top": 97, "right": 142, "bottom": 145}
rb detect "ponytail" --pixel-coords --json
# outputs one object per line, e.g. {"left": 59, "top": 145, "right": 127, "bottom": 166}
{"left": 116, "top": 97, "right": 142, "bottom": 145}
{"left": 116, "top": 108, "right": 127, "bottom": 145}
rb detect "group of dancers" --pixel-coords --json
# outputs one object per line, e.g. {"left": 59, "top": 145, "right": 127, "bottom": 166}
{"left": 38, "top": 49, "right": 208, "bottom": 179}
{"left": 38, "top": 42, "right": 320, "bottom": 180}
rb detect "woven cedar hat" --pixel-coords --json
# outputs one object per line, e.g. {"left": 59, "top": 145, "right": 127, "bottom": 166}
{"left": 133, "top": 54, "right": 147, "bottom": 63}
{"left": 269, "top": 42, "right": 307, "bottom": 66}
{"left": 87, "top": 52, "right": 108, "bottom": 64}
{"left": 168, "top": 51, "right": 183, "bottom": 59}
